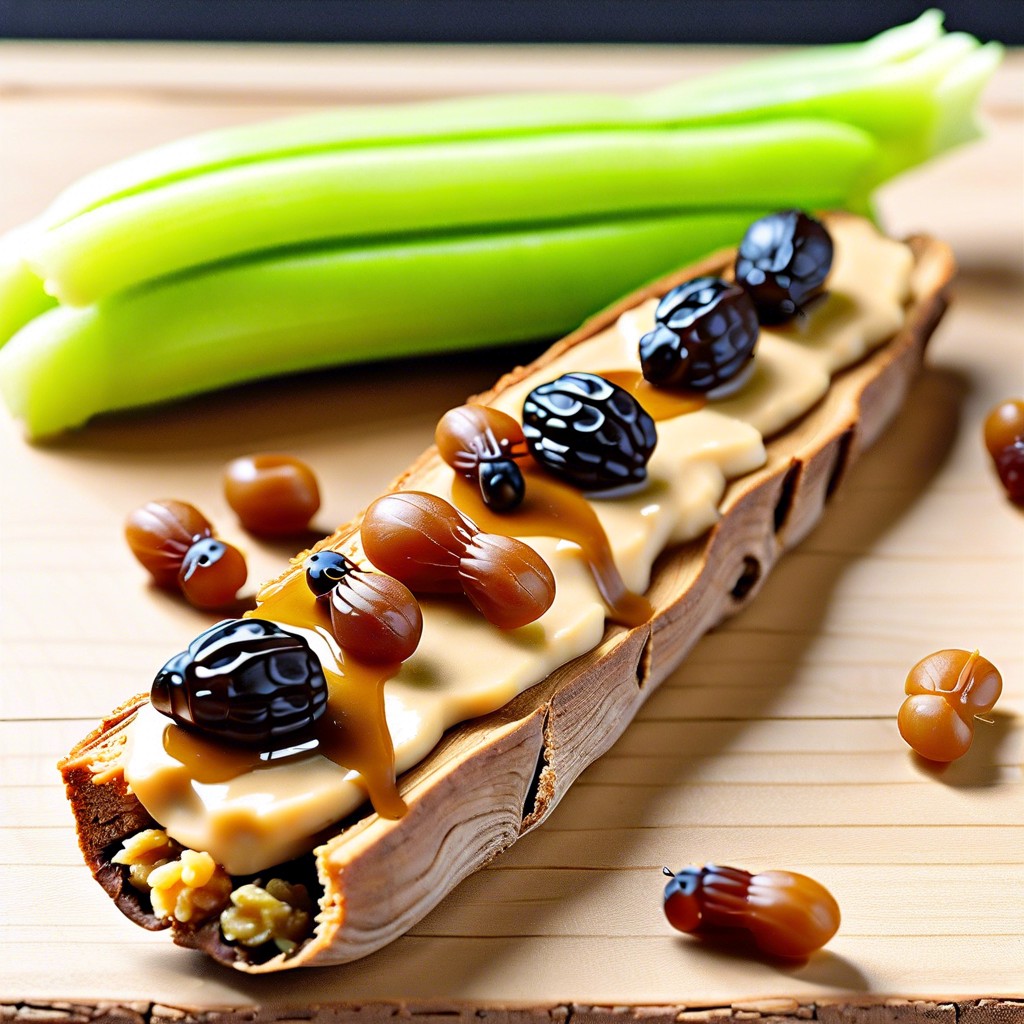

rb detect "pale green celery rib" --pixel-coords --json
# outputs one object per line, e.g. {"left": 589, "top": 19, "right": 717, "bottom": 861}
{"left": 0, "top": 248, "right": 55, "bottom": 344}
{"left": 638, "top": 32, "right": 992, "bottom": 175}
{"left": 40, "top": 94, "right": 638, "bottom": 229}
{"left": 37, "top": 13, "right": 957, "bottom": 229}
{"left": 649, "top": 9, "right": 945, "bottom": 96}
{"left": 31, "top": 120, "right": 877, "bottom": 307}
{"left": 931, "top": 41, "right": 1004, "bottom": 155}
{"left": 0, "top": 210, "right": 766, "bottom": 438}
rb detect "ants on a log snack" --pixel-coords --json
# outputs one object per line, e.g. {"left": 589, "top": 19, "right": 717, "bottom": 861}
{"left": 59, "top": 211, "right": 956, "bottom": 971}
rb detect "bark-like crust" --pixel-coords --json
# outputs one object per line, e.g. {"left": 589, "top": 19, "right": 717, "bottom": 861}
{"left": 58, "top": 216, "right": 956, "bottom": 973}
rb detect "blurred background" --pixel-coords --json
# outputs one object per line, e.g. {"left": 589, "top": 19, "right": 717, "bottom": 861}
{"left": 2, "top": 0, "right": 1020, "bottom": 44}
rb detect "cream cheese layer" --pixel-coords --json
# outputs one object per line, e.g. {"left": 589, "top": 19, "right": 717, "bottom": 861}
{"left": 125, "top": 216, "right": 914, "bottom": 876}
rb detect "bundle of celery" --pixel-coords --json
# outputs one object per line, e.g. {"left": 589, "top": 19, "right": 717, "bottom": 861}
{"left": 0, "top": 11, "right": 999, "bottom": 436}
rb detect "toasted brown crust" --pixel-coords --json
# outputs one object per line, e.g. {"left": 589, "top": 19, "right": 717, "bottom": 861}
{"left": 59, "top": 216, "right": 956, "bottom": 972}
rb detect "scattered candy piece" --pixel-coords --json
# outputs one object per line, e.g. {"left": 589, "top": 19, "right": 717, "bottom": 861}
{"left": 125, "top": 498, "right": 247, "bottom": 608}
{"left": 898, "top": 648, "right": 1002, "bottom": 762}
{"left": 662, "top": 864, "right": 840, "bottom": 958}
{"left": 224, "top": 453, "right": 321, "bottom": 536}
{"left": 983, "top": 399, "right": 1024, "bottom": 504}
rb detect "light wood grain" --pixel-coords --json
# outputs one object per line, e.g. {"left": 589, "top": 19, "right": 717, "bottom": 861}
{"left": 1, "top": 41, "right": 1022, "bottom": 1015}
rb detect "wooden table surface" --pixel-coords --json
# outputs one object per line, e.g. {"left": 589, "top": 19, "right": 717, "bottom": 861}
{"left": 1, "top": 41, "right": 1022, "bottom": 1022}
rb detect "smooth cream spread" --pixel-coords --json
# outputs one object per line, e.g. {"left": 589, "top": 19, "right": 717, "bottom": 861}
{"left": 125, "top": 217, "right": 914, "bottom": 875}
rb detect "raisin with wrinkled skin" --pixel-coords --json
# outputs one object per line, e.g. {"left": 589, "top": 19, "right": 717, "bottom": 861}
{"left": 735, "top": 210, "right": 833, "bottom": 323}
{"left": 522, "top": 372, "right": 657, "bottom": 491}
{"left": 151, "top": 618, "right": 327, "bottom": 748}
{"left": 994, "top": 439, "right": 1024, "bottom": 504}
{"left": 640, "top": 276, "right": 759, "bottom": 391}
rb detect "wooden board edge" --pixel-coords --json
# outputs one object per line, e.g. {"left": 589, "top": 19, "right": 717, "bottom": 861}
{"left": 3, "top": 996, "right": 1023, "bottom": 1024}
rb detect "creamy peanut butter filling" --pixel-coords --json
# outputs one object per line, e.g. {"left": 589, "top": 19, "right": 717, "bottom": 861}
{"left": 124, "top": 216, "right": 914, "bottom": 876}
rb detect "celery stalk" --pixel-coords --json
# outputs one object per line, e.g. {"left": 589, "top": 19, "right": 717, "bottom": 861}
{"left": 639, "top": 32, "right": 997, "bottom": 180}
{"left": 31, "top": 120, "right": 877, "bottom": 307}
{"left": 40, "top": 94, "right": 638, "bottom": 228}
{"left": 37, "top": 11, "right": 957, "bottom": 230}
{"left": 0, "top": 241, "right": 56, "bottom": 343}
{"left": 0, "top": 211, "right": 764, "bottom": 437}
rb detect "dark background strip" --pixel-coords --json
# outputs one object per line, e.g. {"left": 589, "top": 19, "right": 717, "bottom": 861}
{"left": 0, "top": 0, "right": 1018, "bottom": 45}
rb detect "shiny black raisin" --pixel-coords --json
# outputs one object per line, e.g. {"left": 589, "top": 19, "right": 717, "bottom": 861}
{"left": 478, "top": 458, "right": 525, "bottom": 512}
{"left": 151, "top": 618, "right": 328, "bottom": 748}
{"left": 305, "top": 550, "right": 359, "bottom": 598}
{"left": 995, "top": 438, "right": 1024, "bottom": 503}
{"left": 522, "top": 372, "right": 657, "bottom": 491}
{"left": 640, "top": 276, "right": 759, "bottom": 391}
{"left": 734, "top": 210, "right": 833, "bottom": 323}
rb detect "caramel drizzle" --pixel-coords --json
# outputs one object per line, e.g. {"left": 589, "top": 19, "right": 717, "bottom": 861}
{"left": 449, "top": 377, "right": 702, "bottom": 627}
{"left": 597, "top": 370, "right": 706, "bottom": 422}
{"left": 162, "top": 574, "right": 407, "bottom": 820}
{"left": 452, "top": 466, "right": 651, "bottom": 627}
{"left": 159, "top": 375, "right": 703, "bottom": 815}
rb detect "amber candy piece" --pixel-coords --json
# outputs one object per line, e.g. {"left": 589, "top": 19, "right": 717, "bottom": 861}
{"left": 983, "top": 398, "right": 1024, "bottom": 457}
{"left": 662, "top": 864, "right": 840, "bottom": 959}
{"left": 361, "top": 491, "right": 555, "bottom": 629}
{"left": 329, "top": 570, "right": 423, "bottom": 664}
{"left": 125, "top": 498, "right": 246, "bottom": 608}
{"left": 435, "top": 404, "right": 527, "bottom": 513}
{"left": 983, "top": 399, "right": 1024, "bottom": 504}
{"left": 898, "top": 648, "right": 1002, "bottom": 762}
{"left": 125, "top": 499, "right": 213, "bottom": 587}
{"left": 224, "top": 453, "right": 321, "bottom": 536}
{"left": 178, "top": 537, "right": 248, "bottom": 610}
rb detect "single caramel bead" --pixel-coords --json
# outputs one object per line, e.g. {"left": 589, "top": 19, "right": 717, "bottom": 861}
{"left": 125, "top": 499, "right": 213, "bottom": 587}
{"left": 662, "top": 864, "right": 840, "bottom": 959}
{"left": 898, "top": 648, "right": 1002, "bottom": 762}
{"left": 329, "top": 571, "right": 423, "bottom": 664}
{"left": 983, "top": 398, "right": 1024, "bottom": 457}
{"left": 361, "top": 492, "right": 471, "bottom": 593}
{"left": 361, "top": 491, "right": 555, "bottom": 628}
{"left": 224, "top": 453, "right": 320, "bottom": 536}
{"left": 435, "top": 404, "right": 526, "bottom": 475}
{"left": 178, "top": 537, "right": 248, "bottom": 610}
{"left": 459, "top": 532, "right": 556, "bottom": 630}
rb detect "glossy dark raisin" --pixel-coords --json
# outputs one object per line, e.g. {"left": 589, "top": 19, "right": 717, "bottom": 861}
{"left": 994, "top": 439, "right": 1024, "bottom": 503}
{"left": 151, "top": 618, "right": 328, "bottom": 748}
{"left": 640, "top": 276, "right": 759, "bottom": 391}
{"left": 522, "top": 372, "right": 657, "bottom": 491}
{"left": 735, "top": 210, "right": 834, "bottom": 323}
{"left": 305, "top": 550, "right": 359, "bottom": 598}
{"left": 478, "top": 458, "right": 525, "bottom": 512}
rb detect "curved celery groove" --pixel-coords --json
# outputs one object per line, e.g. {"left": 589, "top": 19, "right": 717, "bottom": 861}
{"left": 0, "top": 211, "right": 762, "bottom": 437}
{"left": 32, "top": 120, "right": 877, "bottom": 307}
